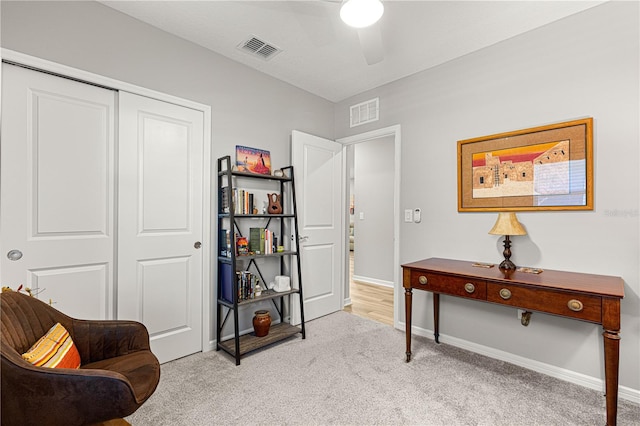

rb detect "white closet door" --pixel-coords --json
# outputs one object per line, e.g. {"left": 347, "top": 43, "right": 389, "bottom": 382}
{"left": 117, "top": 92, "right": 204, "bottom": 363}
{"left": 0, "top": 64, "right": 116, "bottom": 319}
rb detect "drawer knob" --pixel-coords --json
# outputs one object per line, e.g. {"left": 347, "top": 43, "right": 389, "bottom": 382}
{"left": 464, "top": 283, "right": 475, "bottom": 293}
{"left": 567, "top": 299, "right": 584, "bottom": 312}
{"left": 418, "top": 275, "right": 428, "bottom": 285}
{"left": 499, "top": 288, "right": 512, "bottom": 300}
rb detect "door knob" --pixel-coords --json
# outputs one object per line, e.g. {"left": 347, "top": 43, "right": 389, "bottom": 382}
{"left": 298, "top": 235, "right": 309, "bottom": 242}
{"left": 194, "top": 241, "right": 202, "bottom": 249}
{"left": 7, "top": 250, "right": 23, "bottom": 261}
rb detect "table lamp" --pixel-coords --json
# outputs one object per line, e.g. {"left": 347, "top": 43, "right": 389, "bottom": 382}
{"left": 488, "top": 212, "right": 527, "bottom": 271}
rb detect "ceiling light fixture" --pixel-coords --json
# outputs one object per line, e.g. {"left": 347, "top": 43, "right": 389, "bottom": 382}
{"left": 340, "top": 0, "right": 384, "bottom": 29}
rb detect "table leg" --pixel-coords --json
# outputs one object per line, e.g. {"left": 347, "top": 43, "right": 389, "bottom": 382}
{"left": 433, "top": 293, "right": 440, "bottom": 344}
{"left": 603, "top": 328, "right": 620, "bottom": 426}
{"left": 405, "top": 287, "right": 412, "bottom": 362}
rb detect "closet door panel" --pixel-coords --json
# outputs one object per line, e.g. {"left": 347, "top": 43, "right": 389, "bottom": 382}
{"left": 118, "top": 91, "right": 204, "bottom": 363}
{"left": 0, "top": 64, "right": 115, "bottom": 319}
{"left": 29, "top": 264, "right": 109, "bottom": 320}
{"left": 33, "top": 90, "right": 110, "bottom": 235}
{"left": 139, "top": 113, "right": 190, "bottom": 232}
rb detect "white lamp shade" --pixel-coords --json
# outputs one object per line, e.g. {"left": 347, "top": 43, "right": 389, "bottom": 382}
{"left": 340, "top": 0, "right": 384, "bottom": 29}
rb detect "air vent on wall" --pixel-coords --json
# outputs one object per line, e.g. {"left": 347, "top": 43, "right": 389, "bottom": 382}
{"left": 237, "top": 35, "right": 282, "bottom": 61}
{"left": 350, "top": 98, "right": 379, "bottom": 127}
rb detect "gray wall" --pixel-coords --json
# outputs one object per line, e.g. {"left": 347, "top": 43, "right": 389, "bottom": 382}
{"left": 353, "top": 137, "right": 395, "bottom": 284}
{"left": 336, "top": 2, "right": 639, "bottom": 392}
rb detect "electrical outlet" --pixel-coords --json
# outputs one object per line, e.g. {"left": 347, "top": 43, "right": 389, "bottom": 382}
{"left": 404, "top": 209, "right": 413, "bottom": 222}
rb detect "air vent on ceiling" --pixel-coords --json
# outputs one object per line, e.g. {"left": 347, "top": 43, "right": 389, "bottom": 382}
{"left": 350, "top": 98, "right": 379, "bottom": 128}
{"left": 238, "top": 35, "right": 282, "bottom": 61}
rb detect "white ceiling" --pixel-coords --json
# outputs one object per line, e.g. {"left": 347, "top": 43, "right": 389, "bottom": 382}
{"left": 99, "top": 1, "right": 605, "bottom": 103}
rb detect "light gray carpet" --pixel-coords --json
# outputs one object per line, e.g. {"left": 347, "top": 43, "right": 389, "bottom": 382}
{"left": 128, "top": 311, "right": 640, "bottom": 425}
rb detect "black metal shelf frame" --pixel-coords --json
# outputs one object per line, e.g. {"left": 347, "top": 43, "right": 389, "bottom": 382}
{"left": 215, "top": 155, "right": 306, "bottom": 365}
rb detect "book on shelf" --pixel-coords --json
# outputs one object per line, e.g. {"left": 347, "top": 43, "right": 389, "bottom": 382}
{"left": 265, "top": 229, "right": 273, "bottom": 254}
{"left": 220, "top": 262, "right": 234, "bottom": 303}
{"left": 221, "top": 267, "right": 260, "bottom": 303}
{"left": 249, "top": 227, "right": 265, "bottom": 254}
{"left": 232, "top": 188, "right": 256, "bottom": 215}
{"left": 236, "top": 271, "right": 260, "bottom": 301}
{"left": 219, "top": 229, "right": 231, "bottom": 258}
{"left": 221, "top": 187, "right": 230, "bottom": 213}
{"left": 248, "top": 227, "right": 277, "bottom": 255}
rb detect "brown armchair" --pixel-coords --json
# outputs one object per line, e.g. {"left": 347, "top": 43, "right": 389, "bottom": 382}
{"left": 1, "top": 290, "right": 160, "bottom": 426}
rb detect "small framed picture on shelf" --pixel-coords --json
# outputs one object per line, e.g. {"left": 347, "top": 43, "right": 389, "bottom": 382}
{"left": 236, "top": 145, "right": 271, "bottom": 175}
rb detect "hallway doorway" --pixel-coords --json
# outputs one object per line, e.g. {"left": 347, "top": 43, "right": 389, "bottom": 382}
{"left": 338, "top": 125, "right": 400, "bottom": 328}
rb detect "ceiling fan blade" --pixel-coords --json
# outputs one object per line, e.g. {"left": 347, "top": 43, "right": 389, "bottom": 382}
{"left": 357, "top": 22, "right": 384, "bottom": 65}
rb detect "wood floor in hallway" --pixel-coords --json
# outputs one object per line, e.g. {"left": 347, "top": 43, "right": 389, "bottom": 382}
{"left": 343, "top": 252, "right": 394, "bottom": 326}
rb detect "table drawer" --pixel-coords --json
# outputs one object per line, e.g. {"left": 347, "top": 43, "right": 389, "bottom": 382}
{"left": 486, "top": 283, "right": 602, "bottom": 322}
{"left": 409, "top": 271, "right": 486, "bottom": 300}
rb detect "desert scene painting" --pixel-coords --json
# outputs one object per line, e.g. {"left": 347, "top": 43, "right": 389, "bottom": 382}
{"left": 472, "top": 140, "right": 570, "bottom": 199}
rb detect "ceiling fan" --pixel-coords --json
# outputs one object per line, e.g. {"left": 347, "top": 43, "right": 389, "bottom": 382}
{"left": 335, "top": 0, "right": 385, "bottom": 65}
{"left": 294, "top": 0, "right": 386, "bottom": 66}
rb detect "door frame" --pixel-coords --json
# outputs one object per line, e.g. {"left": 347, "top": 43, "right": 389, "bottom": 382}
{"left": 1, "top": 48, "right": 213, "bottom": 353}
{"left": 337, "top": 125, "right": 401, "bottom": 328}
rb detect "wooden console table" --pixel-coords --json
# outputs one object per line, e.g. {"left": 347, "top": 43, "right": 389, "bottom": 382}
{"left": 402, "top": 258, "right": 624, "bottom": 426}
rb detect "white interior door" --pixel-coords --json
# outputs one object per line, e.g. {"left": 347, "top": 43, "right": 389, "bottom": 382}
{"left": 0, "top": 64, "right": 116, "bottom": 319}
{"left": 291, "top": 130, "right": 343, "bottom": 322}
{"left": 117, "top": 91, "right": 204, "bottom": 363}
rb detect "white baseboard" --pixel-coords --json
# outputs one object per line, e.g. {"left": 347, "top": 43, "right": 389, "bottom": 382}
{"left": 402, "top": 321, "right": 640, "bottom": 405}
{"left": 352, "top": 275, "right": 394, "bottom": 288}
{"left": 343, "top": 297, "right": 352, "bottom": 306}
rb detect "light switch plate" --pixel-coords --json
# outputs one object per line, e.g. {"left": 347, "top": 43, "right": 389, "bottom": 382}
{"left": 404, "top": 209, "right": 413, "bottom": 222}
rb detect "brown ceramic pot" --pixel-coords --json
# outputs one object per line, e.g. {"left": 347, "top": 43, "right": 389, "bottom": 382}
{"left": 253, "top": 310, "right": 271, "bottom": 337}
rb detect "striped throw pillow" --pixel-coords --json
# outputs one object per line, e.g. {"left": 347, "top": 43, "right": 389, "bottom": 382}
{"left": 22, "top": 323, "right": 81, "bottom": 369}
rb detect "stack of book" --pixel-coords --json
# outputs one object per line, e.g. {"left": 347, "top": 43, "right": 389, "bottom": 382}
{"left": 249, "top": 227, "right": 277, "bottom": 254}
{"left": 236, "top": 271, "right": 259, "bottom": 301}
{"left": 220, "top": 187, "right": 256, "bottom": 215}
{"left": 234, "top": 188, "right": 255, "bottom": 214}
{"left": 220, "top": 265, "right": 261, "bottom": 303}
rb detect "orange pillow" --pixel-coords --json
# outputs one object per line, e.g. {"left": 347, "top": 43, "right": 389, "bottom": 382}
{"left": 22, "top": 323, "right": 81, "bottom": 369}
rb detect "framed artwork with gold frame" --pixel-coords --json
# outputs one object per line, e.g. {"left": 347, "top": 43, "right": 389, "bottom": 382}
{"left": 457, "top": 118, "right": 593, "bottom": 212}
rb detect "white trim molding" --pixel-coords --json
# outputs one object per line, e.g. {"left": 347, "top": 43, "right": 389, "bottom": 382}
{"left": 402, "top": 320, "right": 640, "bottom": 405}
{"left": 352, "top": 275, "right": 394, "bottom": 288}
{"left": 337, "top": 124, "right": 402, "bottom": 329}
